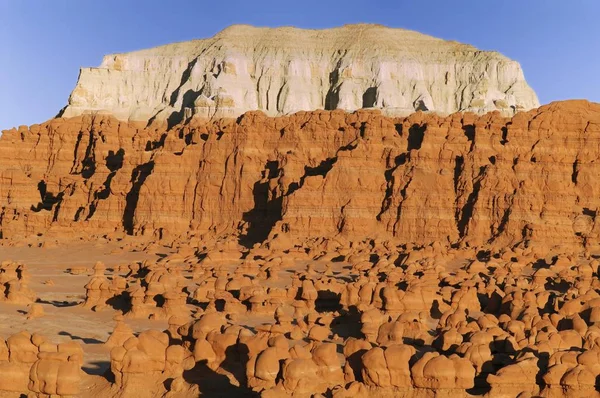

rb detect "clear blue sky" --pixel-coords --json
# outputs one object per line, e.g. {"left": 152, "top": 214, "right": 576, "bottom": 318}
{"left": 1, "top": 0, "right": 599, "bottom": 129}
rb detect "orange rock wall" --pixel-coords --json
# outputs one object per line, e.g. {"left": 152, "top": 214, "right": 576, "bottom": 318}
{"left": 1, "top": 100, "right": 599, "bottom": 250}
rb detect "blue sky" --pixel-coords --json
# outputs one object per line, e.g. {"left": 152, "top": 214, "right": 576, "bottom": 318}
{"left": 1, "top": 0, "right": 599, "bottom": 129}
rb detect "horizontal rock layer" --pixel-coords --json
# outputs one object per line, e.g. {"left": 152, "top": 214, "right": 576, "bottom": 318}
{"left": 59, "top": 24, "right": 539, "bottom": 123}
{"left": 2, "top": 100, "right": 599, "bottom": 251}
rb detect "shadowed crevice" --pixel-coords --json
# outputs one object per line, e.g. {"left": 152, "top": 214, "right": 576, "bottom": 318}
{"left": 240, "top": 161, "right": 283, "bottom": 247}
{"left": 458, "top": 167, "right": 486, "bottom": 238}
{"left": 81, "top": 130, "right": 97, "bottom": 179}
{"left": 407, "top": 123, "right": 426, "bottom": 151}
{"left": 377, "top": 153, "right": 408, "bottom": 221}
{"left": 86, "top": 149, "right": 125, "bottom": 220}
{"left": 123, "top": 161, "right": 155, "bottom": 234}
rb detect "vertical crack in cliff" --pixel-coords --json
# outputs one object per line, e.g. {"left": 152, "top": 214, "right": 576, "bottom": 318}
{"left": 489, "top": 188, "right": 517, "bottom": 242}
{"left": 391, "top": 171, "right": 414, "bottom": 236}
{"left": 81, "top": 130, "right": 97, "bottom": 179}
{"left": 45, "top": 128, "right": 58, "bottom": 175}
{"left": 123, "top": 161, "right": 155, "bottom": 234}
{"left": 394, "top": 124, "right": 403, "bottom": 137}
{"left": 336, "top": 200, "right": 352, "bottom": 232}
{"left": 52, "top": 185, "right": 74, "bottom": 223}
{"left": 377, "top": 153, "right": 408, "bottom": 221}
{"left": 189, "top": 161, "right": 203, "bottom": 223}
{"left": 453, "top": 155, "right": 465, "bottom": 229}
{"left": 457, "top": 165, "right": 486, "bottom": 238}
{"left": 453, "top": 156, "right": 464, "bottom": 194}
{"left": 70, "top": 131, "right": 85, "bottom": 174}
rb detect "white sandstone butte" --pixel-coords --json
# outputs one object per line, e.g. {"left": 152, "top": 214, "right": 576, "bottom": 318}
{"left": 59, "top": 24, "right": 540, "bottom": 123}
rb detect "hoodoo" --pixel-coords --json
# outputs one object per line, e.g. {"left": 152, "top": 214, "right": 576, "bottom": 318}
{"left": 59, "top": 24, "right": 539, "bottom": 123}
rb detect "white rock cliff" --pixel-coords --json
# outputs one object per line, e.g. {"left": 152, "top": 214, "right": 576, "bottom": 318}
{"left": 60, "top": 24, "right": 540, "bottom": 123}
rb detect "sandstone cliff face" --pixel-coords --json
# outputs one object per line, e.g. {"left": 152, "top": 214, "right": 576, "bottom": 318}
{"left": 59, "top": 24, "right": 539, "bottom": 123}
{"left": 2, "top": 100, "right": 599, "bottom": 252}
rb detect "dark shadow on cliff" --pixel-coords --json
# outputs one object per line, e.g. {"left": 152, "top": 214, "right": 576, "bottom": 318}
{"left": 407, "top": 123, "right": 426, "bottom": 151}
{"left": 87, "top": 148, "right": 125, "bottom": 220}
{"left": 81, "top": 131, "right": 98, "bottom": 179}
{"left": 457, "top": 166, "right": 486, "bottom": 238}
{"left": 163, "top": 89, "right": 201, "bottom": 129}
{"left": 31, "top": 181, "right": 64, "bottom": 219}
{"left": 325, "top": 69, "right": 340, "bottom": 110}
{"left": 123, "top": 161, "right": 155, "bottom": 234}
{"left": 239, "top": 181, "right": 283, "bottom": 248}
{"left": 106, "top": 148, "right": 125, "bottom": 172}
{"left": 377, "top": 152, "right": 408, "bottom": 220}
{"left": 145, "top": 133, "right": 168, "bottom": 151}
{"left": 286, "top": 154, "right": 343, "bottom": 197}
{"left": 239, "top": 151, "right": 350, "bottom": 248}
{"left": 362, "top": 87, "right": 377, "bottom": 108}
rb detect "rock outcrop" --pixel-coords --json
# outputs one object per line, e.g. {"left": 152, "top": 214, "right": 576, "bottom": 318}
{"left": 0, "top": 332, "right": 83, "bottom": 396}
{"left": 7, "top": 236, "right": 600, "bottom": 396}
{"left": 2, "top": 100, "right": 600, "bottom": 253}
{"left": 59, "top": 24, "right": 539, "bottom": 123}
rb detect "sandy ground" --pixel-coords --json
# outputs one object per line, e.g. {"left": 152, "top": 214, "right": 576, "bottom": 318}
{"left": 0, "top": 238, "right": 474, "bottom": 396}
{"left": 0, "top": 241, "right": 169, "bottom": 375}
{"left": 0, "top": 240, "right": 356, "bottom": 376}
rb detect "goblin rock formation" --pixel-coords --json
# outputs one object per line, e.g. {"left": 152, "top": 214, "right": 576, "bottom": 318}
{"left": 2, "top": 101, "right": 600, "bottom": 253}
{"left": 4, "top": 238, "right": 600, "bottom": 397}
{"left": 0, "top": 332, "right": 83, "bottom": 396}
{"left": 0, "top": 261, "right": 36, "bottom": 304}
{"left": 59, "top": 24, "right": 539, "bottom": 123}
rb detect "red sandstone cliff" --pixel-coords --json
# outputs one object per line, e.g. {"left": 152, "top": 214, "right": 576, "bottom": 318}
{"left": 1, "top": 100, "right": 599, "bottom": 251}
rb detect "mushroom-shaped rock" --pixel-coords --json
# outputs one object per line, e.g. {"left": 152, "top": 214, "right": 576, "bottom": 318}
{"left": 28, "top": 351, "right": 81, "bottom": 396}
{"left": 361, "top": 347, "right": 391, "bottom": 387}
{"left": 281, "top": 358, "right": 323, "bottom": 395}
{"left": 386, "top": 344, "right": 415, "bottom": 388}
{"left": 412, "top": 352, "right": 475, "bottom": 390}
{"left": 312, "top": 343, "right": 344, "bottom": 387}
{"left": 487, "top": 354, "right": 540, "bottom": 397}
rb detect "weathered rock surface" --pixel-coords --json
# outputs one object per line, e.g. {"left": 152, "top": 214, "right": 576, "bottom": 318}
{"left": 59, "top": 24, "right": 539, "bottom": 123}
{"left": 3, "top": 102, "right": 600, "bottom": 396}
{"left": 2, "top": 100, "right": 600, "bottom": 253}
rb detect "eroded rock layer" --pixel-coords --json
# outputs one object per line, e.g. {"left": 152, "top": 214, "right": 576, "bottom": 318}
{"left": 59, "top": 24, "right": 539, "bottom": 122}
{"left": 2, "top": 100, "right": 599, "bottom": 251}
